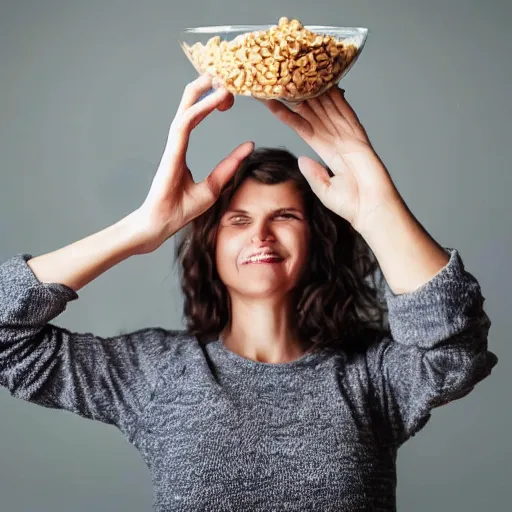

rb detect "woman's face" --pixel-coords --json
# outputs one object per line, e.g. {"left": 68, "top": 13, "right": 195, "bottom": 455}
{"left": 215, "top": 178, "right": 311, "bottom": 300}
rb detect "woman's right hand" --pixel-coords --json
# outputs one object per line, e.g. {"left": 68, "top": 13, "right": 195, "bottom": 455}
{"left": 130, "top": 74, "right": 254, "bottom": 254}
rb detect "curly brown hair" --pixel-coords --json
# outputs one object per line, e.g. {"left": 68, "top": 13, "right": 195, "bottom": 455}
{"left": 173, "top": 146, "right": 390, "bottom": 355}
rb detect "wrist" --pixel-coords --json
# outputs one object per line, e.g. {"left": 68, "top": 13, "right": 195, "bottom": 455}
{"left": 355, "top": 193, "right": 405, "bottom": 241}
{"left": 120, "top": 208, "right": 177, "bottom": 255}
{"left": 114, "top": 210, "right": 156, "bottom": 256}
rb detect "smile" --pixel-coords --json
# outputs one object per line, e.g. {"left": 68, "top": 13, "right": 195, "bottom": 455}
{"left": 242, "top": 255, "right": 284, "bottom": 264}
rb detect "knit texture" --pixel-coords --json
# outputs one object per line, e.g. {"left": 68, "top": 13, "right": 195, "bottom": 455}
{"left": 0, "top": 247, "right": 498, "bottom": 511}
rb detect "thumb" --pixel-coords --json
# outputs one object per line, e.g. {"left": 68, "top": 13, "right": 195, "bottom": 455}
{"left": 196, "top": 141, "right": 255, "bottom": 204}
{"left": 299, "top": 155, "right": 359, "bottom": 224}
{"left": 298, "top": 155, "right": 331, "bottom": 201}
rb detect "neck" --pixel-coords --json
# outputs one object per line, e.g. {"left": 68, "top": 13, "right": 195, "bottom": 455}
{"left": 219, "top": 300, "right": 307, "bottom": 363}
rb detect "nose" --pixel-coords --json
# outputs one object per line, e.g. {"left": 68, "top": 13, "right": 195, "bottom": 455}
{"left": 250, "top": 218, "right": 275, "bottom": 242}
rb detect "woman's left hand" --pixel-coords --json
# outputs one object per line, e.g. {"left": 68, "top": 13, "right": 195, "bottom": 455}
{"left": 259, "top": 86, "right": 403, "bottom": 234}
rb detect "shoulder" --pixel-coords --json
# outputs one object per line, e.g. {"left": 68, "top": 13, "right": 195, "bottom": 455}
{"left": 130, "top": 328, "right": 209, "bottom": 381}
{"left": 132, "top": 326, "right": 205, "bottom": 362}
{"left": 102, "top": 327, "right": 199, "bottom": 369}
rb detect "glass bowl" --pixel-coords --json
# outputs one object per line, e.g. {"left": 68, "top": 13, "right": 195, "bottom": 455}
{"left": 178, "top": 18, "right": 368, "bottom": 104}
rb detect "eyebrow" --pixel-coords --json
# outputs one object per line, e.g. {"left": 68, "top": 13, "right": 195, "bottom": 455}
{"left": 225, "top": 207, "right": 304, "bottom": 215}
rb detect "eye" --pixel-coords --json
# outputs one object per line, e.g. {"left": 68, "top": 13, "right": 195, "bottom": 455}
{"left": 231, "top": 213, "right": 297, "bottom": 223}
{"left": 230, "top": 216, "right": 248, "bottom": 224}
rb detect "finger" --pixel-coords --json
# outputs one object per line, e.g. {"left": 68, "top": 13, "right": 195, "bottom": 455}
{"left": 317, "top": 91, "right": 354, "bottom": 135}
{"left": 327, "top": 86, "right": 361, "bottom": 129}
{"left": 307, "top": 96, "right": 340, "bottom": 135}
{"left": 168, "top": 87, "right": 232, "bottom": 160}
{"left": 327, "top": 86, "right": 372, "bottom": 144}
{"left": 176, "top": 74, "right": 214, "bottom": 116}
{"left": 287, "top": 99, "right": 322, "bottom": 128}
{"left": 194, "top": 87, "right": 215, "bottom": 104}
{"left": 216, "top": 91, "right": 235, "bottom": 112}
{"left": 259, "top": 99, "right": 312, "bottom": 138}
{"left": 297, "top": 156, "right": 331, "bottom": 202}
{"left": 196, "top": 141, "right": 255, "bottom": 206}
{"left": 181, "top": 87, "right": 232, "bottom": 131}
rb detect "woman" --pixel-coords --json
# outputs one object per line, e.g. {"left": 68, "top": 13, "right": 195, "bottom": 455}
{"left": 0, "top": 74, "right": 498, "bottom": 511}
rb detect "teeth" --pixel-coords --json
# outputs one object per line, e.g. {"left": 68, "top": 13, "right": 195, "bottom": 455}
{"left": 245, "top": 254, "right": 283, "bottom": 263}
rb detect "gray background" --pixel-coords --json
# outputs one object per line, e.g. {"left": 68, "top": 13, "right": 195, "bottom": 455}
{"left": 0, "top": 0, "right": 509, "bottom": 510}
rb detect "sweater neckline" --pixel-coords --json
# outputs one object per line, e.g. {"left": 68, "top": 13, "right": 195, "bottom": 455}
{"left": 207, "top": 337, "right": 331, "bottom": 372}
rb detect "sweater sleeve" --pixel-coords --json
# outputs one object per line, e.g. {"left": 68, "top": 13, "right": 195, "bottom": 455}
{"left": 365, "top": 247, "right": 498, "bottom": 447}
{"left": 0, "top": 253, "right": 172, "bottom": 440}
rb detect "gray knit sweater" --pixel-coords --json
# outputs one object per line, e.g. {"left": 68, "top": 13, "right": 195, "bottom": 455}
{"left": 0, "top": 247, "right": 498, "bottom": 511}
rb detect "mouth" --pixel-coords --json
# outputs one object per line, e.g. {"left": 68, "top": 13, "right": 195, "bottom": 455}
{"left": 243, "top": 260, "right": 284, "bottom": 265}
{"left": 241, "top": 255, "right": 285, "bottom": 265}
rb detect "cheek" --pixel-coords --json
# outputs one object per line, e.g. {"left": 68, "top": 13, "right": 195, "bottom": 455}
{"left": 286, "top": 228, "right": 310, "bottom": 256}
{"left": 215, "top": 233, "right": 243, "bottom": 270}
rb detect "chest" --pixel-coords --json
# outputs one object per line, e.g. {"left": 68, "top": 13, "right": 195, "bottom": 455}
{"left": 130, "top": 366, "right": 394, "bottom": 510}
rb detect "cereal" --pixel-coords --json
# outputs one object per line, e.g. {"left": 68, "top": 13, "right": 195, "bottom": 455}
{"left": 182, "top": 17, "right": 359, "bottom": 102}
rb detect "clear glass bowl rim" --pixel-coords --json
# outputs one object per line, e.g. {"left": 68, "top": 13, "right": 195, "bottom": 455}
{"left": 180, "top": 25, "right": 369, "bottom": 34}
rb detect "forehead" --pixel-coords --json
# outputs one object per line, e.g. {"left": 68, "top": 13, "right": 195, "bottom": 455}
{"left": 226, "top": 179, "right": 303, "bottom": 210}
